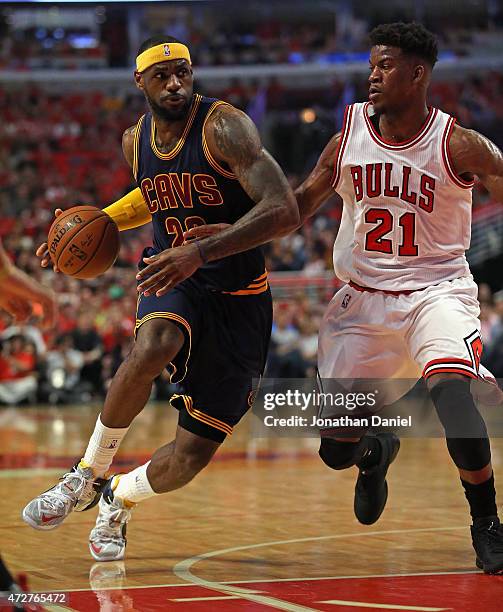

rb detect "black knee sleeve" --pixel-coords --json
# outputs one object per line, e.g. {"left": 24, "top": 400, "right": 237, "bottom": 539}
{"left": 319, "top": 438, "right": 364, "bottom": 470}
{"left": 430, "top": 379, "right": 491, "bottom": 471}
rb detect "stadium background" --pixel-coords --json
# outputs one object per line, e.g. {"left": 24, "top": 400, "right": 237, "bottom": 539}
{"left": 1, "top": 0, "right": 503, "bottom": 406}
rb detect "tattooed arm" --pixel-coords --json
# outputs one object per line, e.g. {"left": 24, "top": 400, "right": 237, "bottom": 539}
{"left": 449, "top": 124, "right": 503, "bottom": 200}
{"left": 195, "top": 105, "right": 298, "bottom": 258}
{"left": 137, "top": 105, "right": 298, "bottom": 296}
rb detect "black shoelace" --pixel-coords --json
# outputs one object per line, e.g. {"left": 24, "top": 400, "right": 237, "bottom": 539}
{"left": 484, "top": 522, "right": 503, "bottom": 554}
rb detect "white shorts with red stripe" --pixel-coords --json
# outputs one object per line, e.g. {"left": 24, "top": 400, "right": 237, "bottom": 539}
{"left": 318, "top": 275, "right": 501, "bottom": 406}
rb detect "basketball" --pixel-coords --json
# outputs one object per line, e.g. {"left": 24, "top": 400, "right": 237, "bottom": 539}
{"left": 47, "top": 206, "right": 120, "bottom": 279}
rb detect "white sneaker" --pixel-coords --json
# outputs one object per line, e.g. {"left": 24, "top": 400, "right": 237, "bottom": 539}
{"left": 22, "top": 462, "right": 105, "bottom": 531}
{"left": 89, "top": 485, "right": 133, "bottom": 561}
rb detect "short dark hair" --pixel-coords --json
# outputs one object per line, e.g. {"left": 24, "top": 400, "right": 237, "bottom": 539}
{"left": 369, "top": 22, "right": 438, "bottom": 67}
{"left": 137, "top": 35, "right": 185, "bottom": 56}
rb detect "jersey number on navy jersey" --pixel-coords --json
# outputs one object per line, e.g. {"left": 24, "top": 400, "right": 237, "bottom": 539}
{"left": 166, "top": 216, "right": 206, "bottom": 248}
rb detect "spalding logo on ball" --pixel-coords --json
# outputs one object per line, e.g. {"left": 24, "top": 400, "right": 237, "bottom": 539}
{"left": 48, "top": 206, "right": 120, "bottom": 279}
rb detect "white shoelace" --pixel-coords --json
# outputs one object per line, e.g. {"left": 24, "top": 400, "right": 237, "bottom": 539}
{"left": 41, "top": 472, "right": 92, "bottom": 510}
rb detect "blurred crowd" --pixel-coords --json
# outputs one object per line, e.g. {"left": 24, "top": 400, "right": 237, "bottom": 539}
{"left": 186, "top": 21, "right": 349, "bottom": 67}
{"left": 1, "top": 1, "right": 502, "bottom": 70}
{"left": 0, "top": 71, "right": 503, "bottom": 404}
{"left": 0, "top": 35, "right": 108, "bottom": 71}
{"left": 0, "top": 17, "right": 341, "bottom": 70}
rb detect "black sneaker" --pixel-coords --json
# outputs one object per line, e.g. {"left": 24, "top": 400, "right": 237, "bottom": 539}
{"left": 471, "top": 516, "right": 503, "bottom": 574}
{"left": 354, "top": 433, "right": 400, "bottom": 525}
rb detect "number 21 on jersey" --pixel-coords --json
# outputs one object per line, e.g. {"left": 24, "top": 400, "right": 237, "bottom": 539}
{"left": 364, "top": 209, "right": 418, "bottom": 256}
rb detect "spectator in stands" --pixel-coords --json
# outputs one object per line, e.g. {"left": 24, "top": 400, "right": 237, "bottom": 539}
{"left": 0, "top": 336, "right": 38, "bottom": 405}
{"left": 482, "top": 290, "right": 503, "bottom": 378}
{"left": 267, "top": 303, "right": 306, "bottom": 378}
{"left": 72, "top": 313, "right": 104, "bottom": 396}
{"left": 1, "top": 320, "right": 47, "bottom": 359}
{"left": 302, "top": 245, "right": 326, "bottom": 277}
{"left": 44, "top": 334, "right": 85, "bottom": 404}
{"left": 478, "top": 285, "right": 500, "bottom": 348}
{"left": 298, "top": 316, "right": 319, "bottom": 377}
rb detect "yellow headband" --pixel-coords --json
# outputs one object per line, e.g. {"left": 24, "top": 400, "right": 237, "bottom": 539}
{"left": 136, "top": 42, "right": 192, "bottom": 73}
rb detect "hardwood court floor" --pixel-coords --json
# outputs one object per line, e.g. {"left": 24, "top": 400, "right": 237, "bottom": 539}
{"left": 1, "top": 403, "right": 503, "bottom": 611}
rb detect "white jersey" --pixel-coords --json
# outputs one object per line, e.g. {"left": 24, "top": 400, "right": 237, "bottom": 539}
{"left": 332, "top": 102, "right": 474, "bottom": 290}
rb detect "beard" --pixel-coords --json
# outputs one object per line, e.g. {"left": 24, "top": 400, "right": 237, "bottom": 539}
{"left": 145, "top": 91, "right": 192, "bottom": 122}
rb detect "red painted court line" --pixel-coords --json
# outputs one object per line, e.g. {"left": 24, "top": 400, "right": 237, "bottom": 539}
{"left": 0, "top": 450, "right": 315, "bottom": 470}
{"left": 59, "top": 573, "right": 503, "bottom": 611}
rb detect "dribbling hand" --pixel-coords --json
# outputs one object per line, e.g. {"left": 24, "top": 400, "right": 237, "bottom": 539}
{"left": 36, "top": 208, "right": 63, "bottom": 272}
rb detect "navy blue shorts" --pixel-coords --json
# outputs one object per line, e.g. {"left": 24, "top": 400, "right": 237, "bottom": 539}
{"left": 136, "top": 275, "right": 272, "bottom": 443}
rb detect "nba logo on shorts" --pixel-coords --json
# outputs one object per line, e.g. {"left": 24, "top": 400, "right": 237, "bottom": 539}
{"left": 342, "top": 294, "right": 351, "bottom": 309}
{"left": 163, "top": 44, "right": 171, "bottom": 56}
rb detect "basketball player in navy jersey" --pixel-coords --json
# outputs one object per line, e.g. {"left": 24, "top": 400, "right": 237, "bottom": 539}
{"left": 22, "top": 36, "right": 298, "bottom": 560}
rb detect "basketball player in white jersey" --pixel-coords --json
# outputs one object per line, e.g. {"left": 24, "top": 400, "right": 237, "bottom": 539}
{"left": 293, "top": 22, "right": 503, "bottom": 573}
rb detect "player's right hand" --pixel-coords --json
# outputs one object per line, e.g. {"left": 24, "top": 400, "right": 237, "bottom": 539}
{"left": 36, "top": 208, "right": 63, "bottom": 271}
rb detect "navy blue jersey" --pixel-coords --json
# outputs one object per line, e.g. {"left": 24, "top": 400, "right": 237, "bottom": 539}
{"left": 133, "top": 94, "right": 266, "bottom": 293}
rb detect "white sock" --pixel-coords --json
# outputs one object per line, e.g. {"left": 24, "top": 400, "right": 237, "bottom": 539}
{"left": 82, "top": 415, "right": 129, "bottom": 477}
{"left": 112, "top": 462, "right": 157, "bottom": 504}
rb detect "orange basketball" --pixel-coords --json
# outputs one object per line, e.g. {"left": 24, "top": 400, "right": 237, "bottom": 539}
{"left": 47, "top": 206, "right": 119, "bottom": 279}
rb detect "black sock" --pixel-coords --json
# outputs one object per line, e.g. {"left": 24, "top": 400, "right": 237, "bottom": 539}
{"left": 0, "top": 557, "right": 14, "bottom": 591}
{"left": 461, "top": 474, "right": 498, "bottom": 521}
{"left": 356, "top": 436, "right": 382, "bottom": 470}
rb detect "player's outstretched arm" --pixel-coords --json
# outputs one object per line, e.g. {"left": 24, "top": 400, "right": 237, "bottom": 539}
{"left": 0, "top": 240, "right": 57, "bottom": 328}
{"left": 137, "top": 106, "right": 299, "bottom": 297}
{"left": 449, "top": 124, "right": 503, "bottom": 200}
{"left": 295, "top": 132, "right": 341, "bottom": 226}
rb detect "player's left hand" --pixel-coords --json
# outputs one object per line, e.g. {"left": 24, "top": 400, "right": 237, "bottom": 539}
{"left": 182, "top": 223, "right": 231, "bottom": 244}
{"left": 136, "top": 243, "right": 203, "bottom": 297}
